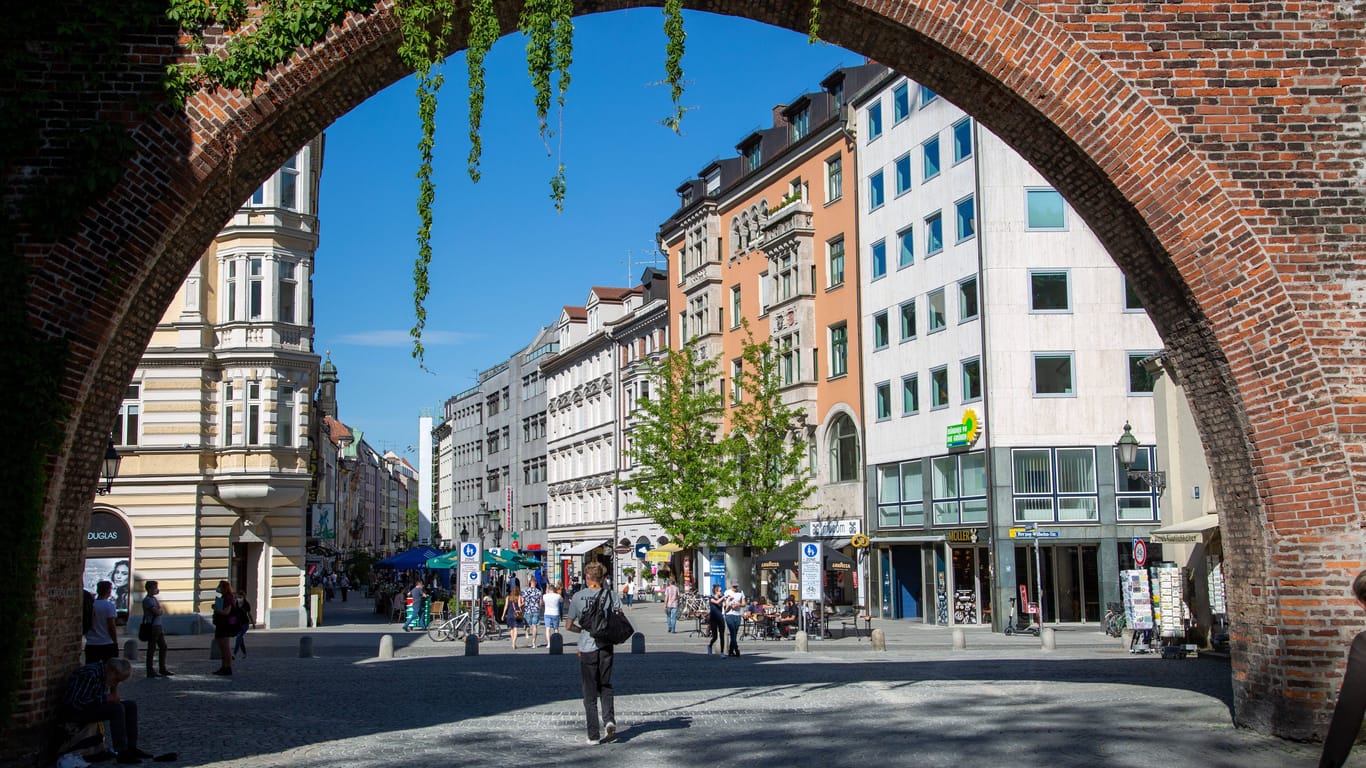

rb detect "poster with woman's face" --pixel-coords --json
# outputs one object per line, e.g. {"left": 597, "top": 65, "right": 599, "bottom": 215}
{"left": 83, "top": 557, "right": 132, "bottom": 614}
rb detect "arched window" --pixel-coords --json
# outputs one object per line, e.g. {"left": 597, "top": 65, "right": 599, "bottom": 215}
{"left": 828, "top": 414, "right": 860, "bottom": 482}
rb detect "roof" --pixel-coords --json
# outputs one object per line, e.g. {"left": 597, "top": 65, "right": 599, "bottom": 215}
{"left": 562, "top": 306, "right": 587, "bottom": 321}
{"left": 590, "top": 286, "right": 637, "bottom": 302}
{"left": 324, "top": 415, "right": 353, "bottom": 447}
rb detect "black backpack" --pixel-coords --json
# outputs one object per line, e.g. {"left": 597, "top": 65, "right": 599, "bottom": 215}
{"left": 586, "top": 588, "right": 634, "bottom": 645}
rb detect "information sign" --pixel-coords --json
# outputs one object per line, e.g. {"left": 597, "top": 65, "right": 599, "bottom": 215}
{"left": 458, "top": 542, "right": 482, "bottom": 600}
{"left": 1012, "top": 530, "right": 1059, "bottom": 539}
{"left": 800, "top": 542, "right": 821, "bottom": 601}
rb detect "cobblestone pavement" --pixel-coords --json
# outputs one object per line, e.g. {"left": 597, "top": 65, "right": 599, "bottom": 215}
{"left": 117, "top": 596, "right": 1344, "bottom": 768}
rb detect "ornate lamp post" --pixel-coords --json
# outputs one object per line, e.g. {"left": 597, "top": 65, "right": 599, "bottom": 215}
{"left": 1116, "top": 421, "right": 1167, "bottom": 496}
{"left": 95, "top": 437, "right": 122, "bottom": 496}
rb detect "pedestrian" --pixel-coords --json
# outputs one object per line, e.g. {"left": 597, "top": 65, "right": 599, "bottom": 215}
{"left": 722, "top": 582, "right": 746, "bottom": 657}
{"left": 543, "top": 583, "right": 563, "bottom": 639}
{"left": 232, "top": 591, "right": 253, "bottom": 658}
{"left": 663, "top": 579, "right": 680, "bottom": 633}
{"left": 1320, "top": 569, "right": 1366, "bottom": 767}
{"left": 523, "top": 581, "right": 544, "bottom": 648}
{"left": 85, "top": 580, "right": 119, "bottom": 664}
{"left": 339, "top": 574, "right": 350, "bottom": 602}
{"left": 502, "top": 585, "right": 526, "bottom": 649}
{"left": 621, "top": 583, "right": 632, "bottom": 608}
{"left": 60, "top": 658, "right": 161, "bottom": 765}
{"left": 706, "top": 584, "right": 725, "bottom": 655}
{"left": 566, "top": 561, "right": 619, "bottom": 744}
{"left": 408, "top": 578, "right": 426, "bottom": 629}
{"left": 138, "top": 581, "right": 172, "bottom": 678}
{"left": 211, "top": 580, "right": 237, "bottom": 675}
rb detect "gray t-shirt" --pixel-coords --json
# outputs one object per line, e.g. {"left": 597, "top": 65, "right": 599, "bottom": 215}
{"left": 141, "top": 594, "right": 162, "bottom": 627}
{"left": 566, "top": 585, "right": 621, "bottom": 653}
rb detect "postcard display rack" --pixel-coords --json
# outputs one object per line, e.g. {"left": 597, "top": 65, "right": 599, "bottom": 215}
{"left": 1121, "top": 569, "right": 1156, "bottom": 653}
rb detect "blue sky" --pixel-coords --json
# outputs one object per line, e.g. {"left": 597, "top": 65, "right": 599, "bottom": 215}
{"left": 313, "top": 10, "right": 861, "bottom": 456}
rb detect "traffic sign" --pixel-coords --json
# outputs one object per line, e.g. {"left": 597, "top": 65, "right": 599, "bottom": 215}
{"left": 1133, "top": 538, "right": 1148, "bottom": 566}
{"left": 458, "top": 542, "right": 482, "bottom": 599}
{"left": 634, "top": 541, "right": 651, "bottom": 559}
{"left": 800, "top": 542, "right": 821, "bottom": 600}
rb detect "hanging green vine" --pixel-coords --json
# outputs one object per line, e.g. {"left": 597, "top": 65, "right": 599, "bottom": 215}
{"left": 519, "top": 0, "right": 573, "bottom": 211}
{"left": 809, "top": 0, "right": 822, "bottom": 44}
{"left": 465, "top": 0, "right": 500, "bottom": 182}
{"left": 662, "top": 0, "right": 686, "bottom": 132}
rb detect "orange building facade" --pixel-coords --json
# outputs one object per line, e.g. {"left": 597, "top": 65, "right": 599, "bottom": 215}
{"left": 659, "top": 64, "right": 884, "bottom": 555}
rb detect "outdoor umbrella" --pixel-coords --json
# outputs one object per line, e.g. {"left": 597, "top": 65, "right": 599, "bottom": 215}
{"left": 756, "top": 540, "right": 855, "bottom": 572}
{"left": 374, "top": 546, "right": 442, "bottom": 570}
{"left": 425, "top": 551, "right": 461, "bottom": 570}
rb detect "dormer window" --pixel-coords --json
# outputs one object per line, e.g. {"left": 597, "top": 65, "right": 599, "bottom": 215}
{"left": 742, "top": 142, "right": 761, "bottom": 172}
{"left": 680, "top": 186, "right": 694, "bottom": 206}
{"left": 705, "top": 170, "right": 721, "bottom": 195}
{"left": 791, "top": 106, "right": 810, "bottom": 141}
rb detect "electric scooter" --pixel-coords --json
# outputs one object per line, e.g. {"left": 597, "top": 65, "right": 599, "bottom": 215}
{"left": 1003, "top": 596, "right": 1041, "bottom": 636}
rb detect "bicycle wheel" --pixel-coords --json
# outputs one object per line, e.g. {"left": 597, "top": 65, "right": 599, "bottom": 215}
{"left": 428, "top": 621, "right": 449, "bottom": 642}
{"left": 473, "top": 616, "right": 488, "bottom": 640}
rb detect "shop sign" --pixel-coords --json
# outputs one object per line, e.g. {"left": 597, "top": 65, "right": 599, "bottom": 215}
{"left": 946, "top": 409, "right": 981, "bottom": 449}
{"left": 645, "top": 550, "right": 670, "bottom": 563}
{"left": 87, "top": 510, "right": 131, "bottom": 550}
{"left": 805, "top": 519, "right": 861, "bottom": 538}
{"left": 946, "top": 529, "right": 980, "bottom": 544}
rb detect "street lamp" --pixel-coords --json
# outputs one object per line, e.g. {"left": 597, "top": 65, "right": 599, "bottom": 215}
{"left": 95, "top": 437, "right": 121, "bottom": 496}
{"left": 492, "top": 520, "right": 504, "bottom": 549}
{"left": 1116, "top": 421, "right": 1167, "bottom": 496}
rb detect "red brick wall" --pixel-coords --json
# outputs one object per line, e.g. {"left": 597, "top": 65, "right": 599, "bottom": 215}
{"left": 4, "top": 0, "right": 1361, "bottom": 754}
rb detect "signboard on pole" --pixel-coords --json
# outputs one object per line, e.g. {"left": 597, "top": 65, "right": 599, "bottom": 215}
{"left": 800, "top": 542, "right": 821, "bottom": 601}
{"left": 1132, "top": 538, "right": 1147, "bottom": 567}
{"left": 458, "top": 541, "right": 482, "bottom": 600}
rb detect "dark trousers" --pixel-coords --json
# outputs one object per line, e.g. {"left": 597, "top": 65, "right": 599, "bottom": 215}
{"left": 63, "top": 700, "right": 138, "bottom": 753}
{"left": 1322, "top": 632, "right": 1366, "bottom": 767}
{"left": 84, "top": 644, "right": 117, "bottom": 665}
{"left": 578, "top": 647, "right": 615, "bottom": 739}
{"left": 144, "top": 627, "right": 168, "bottom": 674}
{"left": 708, "top": 617, "right": 724, "bottom": 651}
{"left": 233, "top": 627, "right": 249, "bottom": 656}
{"left": 724, "top": 615, "right": 741, "bottom": 654}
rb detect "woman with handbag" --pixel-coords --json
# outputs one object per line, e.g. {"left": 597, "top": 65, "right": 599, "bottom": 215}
{"left": 140, "top": 581, "right": 172, "bottom": 678}
{"left": 502, "top": 585, "right": 526, "bottom": 649}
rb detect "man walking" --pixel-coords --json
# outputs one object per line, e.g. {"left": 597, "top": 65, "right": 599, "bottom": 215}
{"left": 139, "top": 581, "right": 172, "bottom": 678}
{"left": 566, "top": 561, "right": 619, "bottom": 744}
{"left": 663, "top": 579, "right": 680, "bottom": 633}
{"left": 84, "top": 581, "right": 119, "bottom": 664}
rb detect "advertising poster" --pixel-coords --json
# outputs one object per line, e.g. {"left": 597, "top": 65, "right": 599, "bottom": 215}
{"left": 83, "top": 557, "right": 132, "bottom": 616}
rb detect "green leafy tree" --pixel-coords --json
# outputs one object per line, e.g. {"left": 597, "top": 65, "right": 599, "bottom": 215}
{"left": 620, "top": 339, "right": 730, "bottom": 548}
{"left": 724, "top": 329, "right": 816, "bottom": 551}
{"left": 403, "top": 499, "right": 421, "bottom": 543}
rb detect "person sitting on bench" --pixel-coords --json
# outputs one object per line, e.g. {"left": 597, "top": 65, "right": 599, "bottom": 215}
{"left": 60, "top": 658, "right": 155, "bottom": 765}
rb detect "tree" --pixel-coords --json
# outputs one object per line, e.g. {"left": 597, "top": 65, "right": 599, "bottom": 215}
{"left": 620, "top": 339, "right": 731, "bottom": 548}
{"left": 403, "top": 499, "right": 420, "bottom": 544}
{"left": 724, "top": 329, "right": 816, "bottom": 551}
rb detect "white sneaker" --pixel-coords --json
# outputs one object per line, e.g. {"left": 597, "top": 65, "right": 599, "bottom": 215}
{"left": 58, "top": 753, "right": 92, "bottom": 768}
{"left": 600, "top": 722, "right": 617, "bottom": 744}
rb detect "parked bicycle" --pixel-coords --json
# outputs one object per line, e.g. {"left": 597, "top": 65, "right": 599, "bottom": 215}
{"left": 427, "top": 603, "right": 487, "bottom": 642}
{"left": 1103, "top": 602, "right": 1127, "bottom": 637}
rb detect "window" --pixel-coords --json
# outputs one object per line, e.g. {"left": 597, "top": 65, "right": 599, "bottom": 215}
{"left": 743, "top": 142, "right": 761, "bottom": 172}
{"left": 952, "top": 118, "right": 973, "bottom": 162}
{"left": 868, "top": 170, "right": 885, "bottom": 210}
{"left": 955, "top": 195, "right": 976, "bottom": 241}
{"left": 827, "top": 238, "right": 845, "bottom": 287}
{"left": 875, "top": 382, "right": 892, "bottom": 420}
{"left": 877, "top": 460, "right": 924, "bottom": 528}
{"left": 279, "top": 154, "right": 299, "bottom": 210}
{"left": 249, "top": 185, "right": 264, "bottom": 206}
{"left": 779, "top": 333, "right": 800, "bottom": 386}
{"left": 1012, "top": 447, "right": 1098, "bottom": 522}
{"left": 899, "top": 300, "right": 917, "bottom": 341}
{"left": 902, "top": 374, "right": 919, "bottom": 415}
{"left": 1030, "top": 271, "right": 1071, "bottom": 311}
{"left": 961, "top": 358, "right": 982, "bottom": 402}
{"left": 758, "top": 271, "right": 770, "bottom": 315}
{"left": 893, "top": 82, "right": 910, "bottom": 122}
{"left": 873, "top": 312, "right": 889, "bottom": 350}
{"left": 894, "top": 154, "right": 912, "bottom": 195}
{"left": 1027, "top": 188, "right": 1066, "bottom": 230}
{"left": 958, "top": 276, "right": 979, "bottom": 321}
{"left": 248, "top": 257, "right": 263, "bottom": 320}
{"left": 731, "top": 358, "right": 743, "bottom": 403}
{"left": 1129, "top": 352, "right": 1158, "bottom": 394}
{"left": 1124, "top": 277, "right": 1145, "bottom": 311}
{"left": 791, "top": 106, "right": 810, "bottom": 141}
{"left": 115, "top": 383, "right": 140, "bottom": 446}
{"left": 927, "top": 288, "right": 947, "bottom": 332}
{"left": 829, "top": 414, "right": 860, "bottom": 482}
{"left": 777, "top": 254, "right": 798, "bottom": 301}
{"left": 926, "top": 212, "right": 943, "bottom": 256}
{"left": 829, "top": 324, "right": 848, "bottom": 378}
{"left": 225, "top": 261, "right": 239, "bottom": 322}
{"left": 247, "top": 380, "right": 262, "bottom": 445}
{"left": 923, "top": 136, "right": 941, "bottom": 181}
{"left": 1115, "top": 445, "right": 1161, "bottom": 522}
{"left": 524, "top": 457, "right": 547, "bottom": 485}
{"left": 1034, "top": 353, "right": 1075, "bottom": 396}
{"left": 930, "top": 366, "right": 950, "bottom": 409}
{"left": 278, "top": 261, "right": 297, "bottom": 323}
{"left": 919, "top": 85, "right": 938, "bottom": 107}
{"left": 871, "top": 239, "right": 887, "bottom": 279}
{"left": 933, "top": 452, "right": 988, "bottom": 525}
{"left": 276, "top": 384, "right": 295, "bottom": 447}
{"left": 825, "top": 156, "right": 842, "bottom": 202}
{"left": 730, "top": 286, "right": 742, "bottom": 328}
{"left": 223, "top": 381, "right": 237, "bottom": 447}
{"left": 866, "top": 101, "right": 883, "bottom": 140}
{"left": 897, "top": 227, "right": 914, "bottom": 268}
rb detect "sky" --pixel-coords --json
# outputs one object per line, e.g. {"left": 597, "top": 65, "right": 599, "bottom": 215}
{"left": 313, "top": 10, "right": 862, "bottom": 457}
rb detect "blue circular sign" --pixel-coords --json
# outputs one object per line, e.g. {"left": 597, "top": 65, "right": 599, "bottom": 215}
{"left": 466, "top": 571, "right": 479, "bottom": 582}
{"left": 803, "top": 543, "right": 818, "bottom": 558}
{"left": 462, "top": 543, "right": 477, "bottom": 557}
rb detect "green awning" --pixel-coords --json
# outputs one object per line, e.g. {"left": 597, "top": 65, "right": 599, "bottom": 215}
{"left": 425, "top": 551, "right": 461, "bottom": 569}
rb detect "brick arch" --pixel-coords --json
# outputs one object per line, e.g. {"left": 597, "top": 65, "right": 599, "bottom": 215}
{"left": 13, "top": 0, "right": 1362, "bottom": 752}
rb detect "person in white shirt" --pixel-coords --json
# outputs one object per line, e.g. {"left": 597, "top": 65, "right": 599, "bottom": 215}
{"left": 722, "top": 583, "right": 746, "bottom": 657}
{"left": 542, "top": 584, "right": 564, "bottom": 635}
{"left": 84, "top": 581, "right": 118, "bottom": 664}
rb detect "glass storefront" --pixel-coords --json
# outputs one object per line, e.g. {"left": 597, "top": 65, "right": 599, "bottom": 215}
{"left": 950, "top": 545, "right": 992, "bottom": 625}
{"left": 1012, "top": 543, "right": 1100, "bottom": 623}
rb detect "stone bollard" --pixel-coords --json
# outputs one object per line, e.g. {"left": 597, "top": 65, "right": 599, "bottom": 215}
{"left": 794, "top": 630, "right": 809, "bottom": 653}
{"left": 464, "top": 635, "right": 479, "bottom": 656}
{"left": 378, "top": 634, "right": 394, "bottom": 659}
{"left": 1041, "top": 627, "right": 1056, "bottom": 651}
{"left": 299, "top": 636, "right": 313, "bottom": 658}
{"left": 123, "top": 640, "right": 139, "bottom": 661}
{"left": 952, "top": 627, "right": 967, "bottom": 651}
{"left": 870, "top": 628, "right": 887, "bottom": 651}
{"left": 548, "top": 632, "right": 563, "bottom": 655}
{"left": 631, "top": 632, "right": 646, "bottom": 654}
